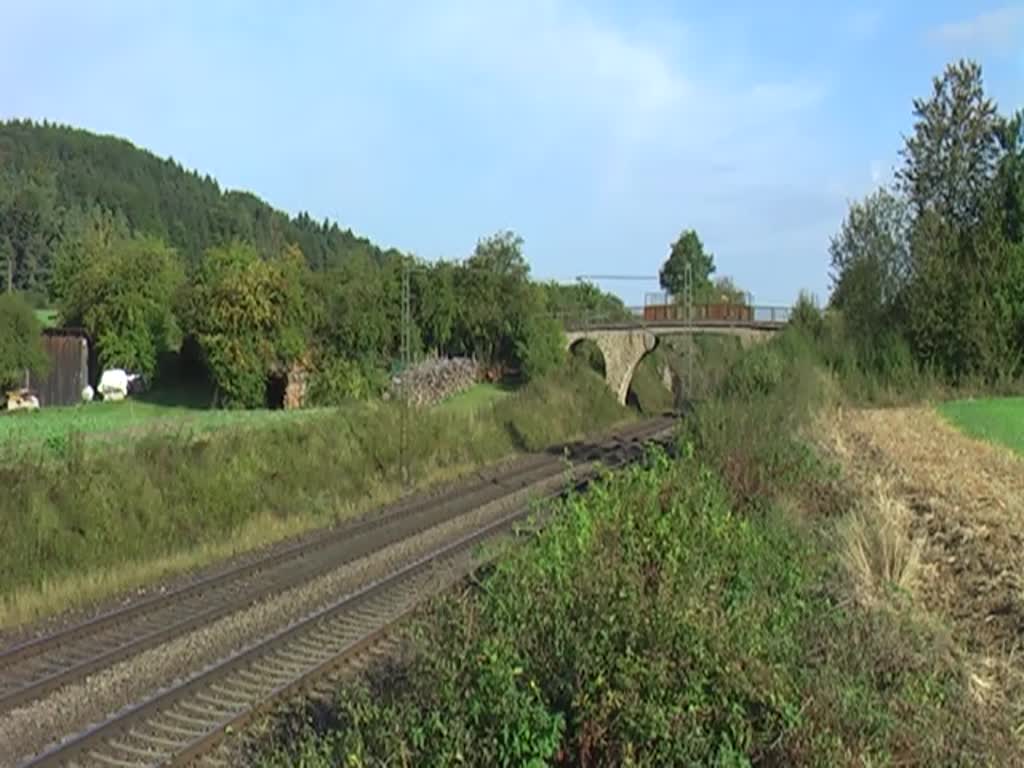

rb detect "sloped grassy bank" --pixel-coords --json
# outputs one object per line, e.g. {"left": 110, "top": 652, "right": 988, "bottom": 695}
{"left": 0, "top": 364, "right": 630, "bottom": 629}
{"left": 256, "top": 333, "right": 1018, "bottom": 767}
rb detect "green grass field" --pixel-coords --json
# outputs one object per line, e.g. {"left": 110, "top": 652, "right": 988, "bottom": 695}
{"left": 938, "top": 397, "right": 1024, "bottom": 456}
{"left": 33, "top": 308, "right": 59, "bottom": 328}
{"left": 0, "top": 394, "right": 327, "bottom": 449}
{"left": 436, "top": 382, "right": 514, "bottom": 414}
{"left": 1, "top": 382, "right": 520, "bottom": 450}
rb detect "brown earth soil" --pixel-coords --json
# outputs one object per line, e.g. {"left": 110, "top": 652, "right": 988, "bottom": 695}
{"left": 823, "top": 406, "right": 1023, "bottom": 724}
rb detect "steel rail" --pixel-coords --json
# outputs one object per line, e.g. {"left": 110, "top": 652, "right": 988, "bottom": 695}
{"left": 19, "top": 426, "right": 674, "bottom": 768}
{"left": 0, "top": 418, "right": 673, "bottom": 716}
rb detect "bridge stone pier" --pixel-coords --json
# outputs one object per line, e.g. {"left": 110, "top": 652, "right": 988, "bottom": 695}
{"left": 564, "top": 322, "right": 780, "bottom": 404}
{"left": 565, "top": 329, "right": 658, "bottom": 405}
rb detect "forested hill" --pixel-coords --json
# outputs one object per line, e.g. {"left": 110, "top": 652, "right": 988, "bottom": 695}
{"left": 0, "top": 119, "right": 395, "bottom": 297}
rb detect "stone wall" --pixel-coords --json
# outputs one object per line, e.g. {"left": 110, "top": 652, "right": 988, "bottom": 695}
{"left": 390, "top": 357, "right": 480, "bottom": 407}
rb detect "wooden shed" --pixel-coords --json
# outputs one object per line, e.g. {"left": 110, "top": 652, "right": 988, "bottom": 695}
{"left": 27, "top": 328, "right": 93, "bottom": 407}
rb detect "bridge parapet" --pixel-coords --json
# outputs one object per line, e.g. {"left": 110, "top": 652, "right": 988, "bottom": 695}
{"left": 560, "top": 303, "right": 790, "bottom": 332}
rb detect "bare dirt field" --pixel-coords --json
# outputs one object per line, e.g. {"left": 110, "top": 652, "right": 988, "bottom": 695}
{"left": 822, "top": 406, "right": 1023, "bottom": 730}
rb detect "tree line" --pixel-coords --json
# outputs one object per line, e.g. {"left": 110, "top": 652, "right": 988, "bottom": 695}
{"left": 2, "top": 217, "right": 626, "bottom": 406}
{"left": 826, "top": 60, "right": 1024, "bottom": 383}
{"left": 0, "top": 121, "right": 635, "bottom": 406}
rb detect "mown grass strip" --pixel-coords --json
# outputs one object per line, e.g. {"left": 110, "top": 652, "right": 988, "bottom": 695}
{"left": 937, "top": 397, "right": 1024, "bottom": 456}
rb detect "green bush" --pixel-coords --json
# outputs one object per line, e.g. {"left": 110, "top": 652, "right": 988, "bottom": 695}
{"left": 790, "top": 290, "right": 824, "bottom": 340}
{"left": 514, "top": 312, "right": 566, "bottom": 382}
{"left": 307, "top": 356, "right": 385, "bottom": 405}
{"left": 495, "top": 363, "right": 625, "bottom": 452}
{"left": 723, "top": 342, "right": 786, "bottom": 398}
{"left": 0, "top": 292, "right": 48, "bottom": 390}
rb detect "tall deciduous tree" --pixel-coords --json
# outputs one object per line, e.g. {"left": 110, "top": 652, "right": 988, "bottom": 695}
{"left": 711, "top": 276, "right": 748, "bottom": 304}
{"left": 185, "top": 242, "right": 310, "bottom": 408}
{"left": 659, "top": 230, "right": 715, "bottom": 300}
{"left": 898, "top": 59, "right": 1000, "bottom": 229}
{"left": 829, "top": 187, "right": 911, "bottom": 342}
{"left": 59, "top": 233, "right": 185, "bottom": 378}
{"left": 993, "top": 111, "right": 1024, "bottom": 243}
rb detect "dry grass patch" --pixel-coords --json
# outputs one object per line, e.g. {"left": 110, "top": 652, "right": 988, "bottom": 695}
{"left": 817, "top": 404, "right": 1024, "bottom": 747}
{"left": 838, "top": 477, "right": 924, "bottom": 607}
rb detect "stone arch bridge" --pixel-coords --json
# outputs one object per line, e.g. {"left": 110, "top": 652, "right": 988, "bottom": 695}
{"left": 564, "top": 322, "right": 780, "bottom": 405}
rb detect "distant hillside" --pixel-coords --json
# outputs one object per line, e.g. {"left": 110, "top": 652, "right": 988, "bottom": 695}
{"left": 0, "top": 119, "right": 396, "bottom": 297}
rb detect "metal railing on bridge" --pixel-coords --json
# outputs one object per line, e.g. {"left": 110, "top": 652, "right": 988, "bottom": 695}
{"left": 558, "top": 302, "right": 791, "bottom": 331}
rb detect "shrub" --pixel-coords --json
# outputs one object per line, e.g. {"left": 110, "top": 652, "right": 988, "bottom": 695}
{"left": 307, "top": 356, "right": 384, "bottom": 405}
{"left": 0, "top": 292, "right": 48, "bottom": 390}
{"left": 790, "top": 290, "right": 824, "bottom": 339}
{"left": 723, "top": 342, "right": 785, "bottom": 398}
{"left": 514, "top": 312, "right": 565, "bottom": 382}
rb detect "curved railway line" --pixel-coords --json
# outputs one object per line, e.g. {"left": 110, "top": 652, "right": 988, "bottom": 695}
{"left": 3, "top": 416, "right": 676, "bottom": 768}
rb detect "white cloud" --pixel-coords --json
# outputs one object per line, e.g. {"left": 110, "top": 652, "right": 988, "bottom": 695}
{"left": 385, "top": 0, "right": 835, "bottom": 300}
{"left": 929, "top": 5, "right": 1024, "bottom": 52}
{"left": 395, "top": 1, "right": 826, "bottom": 165}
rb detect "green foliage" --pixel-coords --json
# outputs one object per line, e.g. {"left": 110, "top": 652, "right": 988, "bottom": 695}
{"left": 58, "top": 230, "right": 185, "bottom": 378}
{"left": 184, "top": 242, "right": 310, "bottom": 408}
{"left": 307, "top": 356, "right": 385, "bottom": 405}
{"left": 539, "top": 280, "right": 631, "bottom": 325}
{"left": 449, "top": 232, "right": 541, "bottom": 371}
{"left": 414, "top": 260, "right": 458, "bottom": 354}
{"left": 828, "top": 187, "right": 910, "bottom": 343}
{"left": 467, "top": 230, "right": 530, "bottom": 280}
{"left": 261, "top": 433, "right": 1003, "bottom": 766}
{"left": 309, "top": 252, "right": 402, "bottom": 367}
{"left": 828, "top": 59, "right": 1024, "bottom": 387}
{"left": 514, "top": 310, "right": 565, "bottom": 383}
{"left": 898, "top": 59, "right": 1000, "bottom": 228}
{"left": 723, "top": 342, "right": 787, "bottom": 400}
{"left": 711, "top": 275, "right": 748, "bottom": 304}
{"left": 789, "top": 291, "right": 824, "bottom": 340}
{"left": 0, "top": 165, "right": 60, "bottom": 297}
{"left": 0, "top": 292, "right": 49, "bottom": 390}
{"left": 495, "top": 364, "right": 626, "bottom": 452}
{"left": 659, "top": 229, "right": 716, "bottom": 299}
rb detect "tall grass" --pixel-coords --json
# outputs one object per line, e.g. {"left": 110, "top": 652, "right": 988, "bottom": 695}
{"left": 837, "top": 478, "right": 925, "bottom": 607}
{"left": 0, "top": 364, "right": 630, "bottom": 628}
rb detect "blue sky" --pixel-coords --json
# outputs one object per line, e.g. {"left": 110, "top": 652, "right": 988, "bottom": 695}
{"left": 2, "top": 2, "right": 1022, "bottom": 305}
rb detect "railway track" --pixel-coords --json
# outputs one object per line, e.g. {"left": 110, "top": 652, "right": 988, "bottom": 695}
{"left": 4, "top": 417, "right": 675, "bottom": 767}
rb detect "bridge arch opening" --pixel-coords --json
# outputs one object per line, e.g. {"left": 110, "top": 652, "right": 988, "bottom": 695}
{"left": 569, "top": 338, "right": 606, "bottom": 378}
{"left": 624, "top": 346, "right": 678, "bottom": 415}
